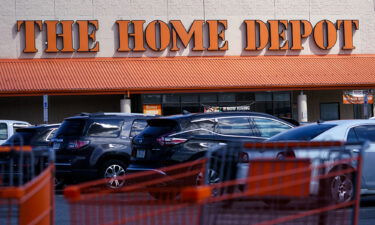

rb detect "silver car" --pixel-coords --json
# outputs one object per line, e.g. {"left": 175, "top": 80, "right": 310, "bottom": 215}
{"left": 266, "top": 120, "right": 375, "bottom": 202}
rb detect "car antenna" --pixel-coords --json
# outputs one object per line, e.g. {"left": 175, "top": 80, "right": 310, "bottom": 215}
{"left": 182, "top": 110, "right": 190, "bottom": 115}
{"left": 317, "top": 120, "right": 324, "bottom": 124}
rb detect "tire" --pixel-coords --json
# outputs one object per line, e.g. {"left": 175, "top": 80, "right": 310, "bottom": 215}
{"left": 99, "top": 159, "right": 128, "bottom": 189}
{"left": 327, "top": 171, "right": 354, "bottom": 203}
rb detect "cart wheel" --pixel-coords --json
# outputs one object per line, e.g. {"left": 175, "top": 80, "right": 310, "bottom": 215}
{"left": 328, "top": 172, "right": 354, "bottom": 203}
{"left": 100, "top": 160, "right": 127, "bottom": 189}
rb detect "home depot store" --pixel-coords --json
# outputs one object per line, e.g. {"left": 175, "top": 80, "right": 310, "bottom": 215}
{"left": 0, "top": 0, "right": 374, "bottom": 124}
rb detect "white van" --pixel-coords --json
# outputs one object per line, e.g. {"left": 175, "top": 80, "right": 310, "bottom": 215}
{"left": 0, "top": 120, "right": 31, "bottom": 145}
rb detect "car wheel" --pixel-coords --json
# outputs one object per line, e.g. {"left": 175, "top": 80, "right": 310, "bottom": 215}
{"left": 100, "top": 160, "right": 127, "bottom": 189}
{"left": 328, "top": 172, "right": 354, "bottom": 203}
{"left": 196, "top": 169, "right": 220, "bottom": 185}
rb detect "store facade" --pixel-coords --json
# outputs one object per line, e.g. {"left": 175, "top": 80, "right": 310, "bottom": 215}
{"left": 0, "top": 0, "right": 374, "bottom": 124}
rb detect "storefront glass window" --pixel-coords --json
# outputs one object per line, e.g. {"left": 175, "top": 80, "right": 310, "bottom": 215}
{"left": 163, "top": 104, "right": 181, "bottom": 116}
{"left": 255, "top": 92, "right": 272, "bottom": 101}
{"left": 142, "top": 91, "right": 292, "bottom": 117}
{"left": 320, "top": 103, "right": 340, "bottom": 120}
{"left": 236, "top": 92, "right": 255, "bottom": 102}
{"left": 143, "top": 95, "right": 161, "bottom": 104}
{"left": 218, "top": 93, "right": 235, "bottom": 102}
{"left": 254, "top": 102, "right": 273, "bottom": 115}
{"left": 181, "top": 103, "right": 200, "bottom": 113}
{"left": 200, "top": 93, "right": 217, "bottom": 103}
{"left": 163, "top": 94, "right": 180, "bottom": 103}
{"left": 274, "top": 92, "right": 290, "bottom": 101}
{"left": 181, "top": 94, "right": 199, "bottom": 103}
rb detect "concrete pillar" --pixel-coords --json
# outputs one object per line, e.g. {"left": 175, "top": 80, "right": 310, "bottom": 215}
{"left": 298, "top": 92, "right": 308, "bottom": 123}
{"left": 120, "top": 98, "right": 131, "bottom": 113}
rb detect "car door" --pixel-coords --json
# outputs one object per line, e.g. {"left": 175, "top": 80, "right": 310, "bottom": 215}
{"left": 346, "top": 125, "right": 375, "bottom": 189}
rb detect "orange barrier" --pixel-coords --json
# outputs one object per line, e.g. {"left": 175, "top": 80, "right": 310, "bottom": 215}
{"left": 0, "top": 165, "right": 54, "bottom": 225}
{"left": 0, "top": 146, "right": 54, "bottom": 225}
{"left": 0, "top": 146, "right": 32, "bottom": 152}
{"left": 63, "top": 141, "right": 363, "bottom": 225}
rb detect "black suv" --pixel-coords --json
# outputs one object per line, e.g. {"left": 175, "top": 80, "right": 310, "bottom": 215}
{"left": 52, "top": 113, "right": 156, "bottom": 187}
{"left": 131, "top": 112, "right": 294, "bottom": 169}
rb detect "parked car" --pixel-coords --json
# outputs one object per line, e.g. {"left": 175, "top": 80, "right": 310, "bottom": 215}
{"left": 130, "top": 112, "right": 294, "bottom": 173}
{"left": 52, "top": 113, "right": 156, "bottom": 188}
{"left": 0, "top": 124, "right": 59, "bottom": 185}
{"left": 2, "top": 124, "right": 59, "bottom": 148}
{"left": 268, "top": 119, "right": 375, "bottom": 143}
{"left": 267, "top": 119, "right": 375, "bottom": 203}
{"left": 0, "top": 120, "right": 31, "bottom": 145}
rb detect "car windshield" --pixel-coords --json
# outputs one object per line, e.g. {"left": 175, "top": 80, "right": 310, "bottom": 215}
{"left": 55, "top": 119, "right": 86, "bottom": 138}
{"left": 268, "top": 124, "right": 337, "bottom": 141}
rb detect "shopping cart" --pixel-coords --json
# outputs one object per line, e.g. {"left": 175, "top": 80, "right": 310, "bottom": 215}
{"left": 64, "top": 141, "right": 364, "bottom": 225}
{"left": 0, "top": 144, "right": 55, "bottom": 225}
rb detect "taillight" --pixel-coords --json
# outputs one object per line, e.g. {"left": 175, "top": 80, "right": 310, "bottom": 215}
{"left": 156, "top": 136, "right": 187, "bottom": 146}
{"left": 67, "top": 140, "right": 90, "bottom": 150}
{"left": 239, "top": 152, "right": 250, "bottom": 163}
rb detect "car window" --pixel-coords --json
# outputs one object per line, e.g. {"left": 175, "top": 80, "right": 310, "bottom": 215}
{"left": 185, "top": 119, "right": 215, "bottom": 133}
{"left": 253, "top": 117, "right": 292, "bottom": 138}
{"left": 87, "top": 119, "right": 123, "bottom": 137}
{"left": 348, "top": 125, "right": 375, "bottom": 143}
{"left": 140, "top": 119, "right": 180, "bottom": 137}
{"left": 0, "top": 123, "right": 7, "bottom": 140}
{"left": 55, "top": 119, "right": 86, "bottom": 138}
{"left": 216, "top": 117, "right": 253, "bottom": 136}
{"left": 347, "top": 128, "right": 359, "bottom": 143}
{"left": 34, "top": 128, "right": 57, "bottom": 143}
{"left": 129, "top": 120, "right": 148, "bottom": 137}
{"left": 268, "top": 124, "right": 336, "bottom": 141}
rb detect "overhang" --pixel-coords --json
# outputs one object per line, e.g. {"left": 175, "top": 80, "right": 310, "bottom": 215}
{"left": 0, "top": 55, "right": 374, "bottom": 96}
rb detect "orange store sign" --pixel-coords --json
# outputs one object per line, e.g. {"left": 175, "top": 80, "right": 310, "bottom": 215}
{"left": 143, "top": 104, "right": 162, "bottom": 115}
{"left": 17, "top": 19, "right": 358, "bottom": 53}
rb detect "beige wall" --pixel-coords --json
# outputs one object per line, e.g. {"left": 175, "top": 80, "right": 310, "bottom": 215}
{"left": 292, "top": 90, "right": 354, "bottom": 122}
{"left": 0, "top": 95, "right": 123, "bottom": 124}
{"left": 0, "top": 0, "right": 372, "bottom": 58}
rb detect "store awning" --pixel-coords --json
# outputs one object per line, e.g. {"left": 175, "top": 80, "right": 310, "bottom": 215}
{"left": 0, "top": 55, "right": 375, "bottom": 96}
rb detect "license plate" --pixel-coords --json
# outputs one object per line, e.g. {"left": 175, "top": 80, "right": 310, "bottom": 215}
{"left": 136, "top": 149, "right": 146, "bottom": 158}
{"left": 53, "top": 142, "right": 61, "bottom": 150}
